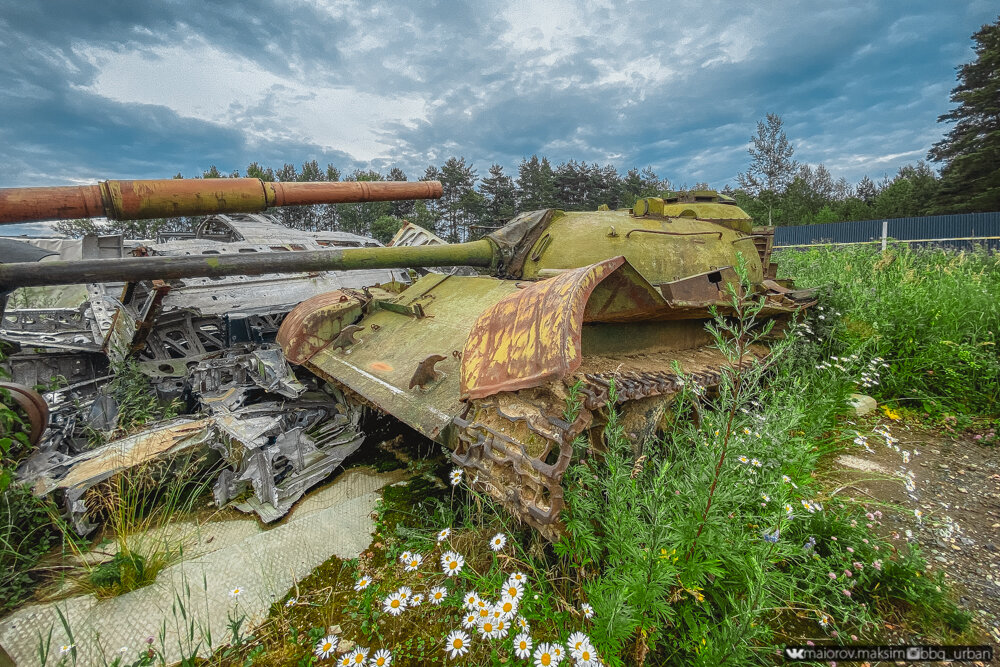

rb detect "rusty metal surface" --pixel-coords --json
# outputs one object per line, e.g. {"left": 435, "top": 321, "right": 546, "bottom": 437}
{"left": 461, "top": 258, "right": 626, "bottom": 400}
{"left": 0, "top": 179, "right": 443, "bottom": 224}
{"left": 0, "top": 382, "right": 49, "bottom": 445}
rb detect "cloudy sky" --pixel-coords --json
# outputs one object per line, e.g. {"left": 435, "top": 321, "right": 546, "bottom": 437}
{"left": 1, "top": 1, "right": 995, "bottom": 192}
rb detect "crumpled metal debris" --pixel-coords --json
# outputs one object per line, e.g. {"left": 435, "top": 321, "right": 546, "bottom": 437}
{"left": 4, "top": 214, "right": 387, "bottom": 532}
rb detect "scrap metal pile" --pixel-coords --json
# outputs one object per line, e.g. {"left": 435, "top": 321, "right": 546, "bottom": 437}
{"left": 3, "top": 213, "right": 418, "bottom": 533}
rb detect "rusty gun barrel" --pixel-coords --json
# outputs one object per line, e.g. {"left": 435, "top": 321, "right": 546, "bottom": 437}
{"left": 0, "top": 178, "right": 443, "bottom": 225}
{"left": 0, "top": 239, "right": 497, "bottom": 290}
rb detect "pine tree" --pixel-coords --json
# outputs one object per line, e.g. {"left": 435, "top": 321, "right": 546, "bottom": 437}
{"left": 516, "top": 155, "right": 556, "bottom": 210}
{"left": 737, "top": 113, "right": 798, "bottom": 224}
{"left": 480, "top": 164, "right": 517, "bottom": 226}
{"left": 928, "top": 17, "right": 1000, "bottom": 212}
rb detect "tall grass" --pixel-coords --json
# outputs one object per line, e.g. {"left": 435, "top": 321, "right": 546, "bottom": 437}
{"left": 777, "top": 244, "right": 1000, "bottom": 416}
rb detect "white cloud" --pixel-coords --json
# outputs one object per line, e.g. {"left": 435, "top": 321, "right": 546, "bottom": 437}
{"left": 73, "top": 37, "right": 428, "bottom": 161}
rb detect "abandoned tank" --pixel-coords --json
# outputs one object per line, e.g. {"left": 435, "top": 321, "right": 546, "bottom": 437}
{"left": 0, "top": 179, "right": 814, "bottom": 539}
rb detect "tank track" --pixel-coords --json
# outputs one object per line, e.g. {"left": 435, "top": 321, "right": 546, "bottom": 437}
{"left": 451, "top": 359, "right": 756, "bottom": 540}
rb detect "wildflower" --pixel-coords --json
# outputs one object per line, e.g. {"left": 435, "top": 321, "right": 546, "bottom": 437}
{"left": 286, "top": 597, "right": 297, "bottom": 607}
{"left": 441, "top": 551, "right": 465, "bottom": 576}
{"left": 581, "top": 602, "right": 594, "bottom": 619}
{"left": 450, "top": 468, "right": 463, "bottom": 486}
{"left": 874, "top": 510, "right": 883, "bottom": 519}
{"left": 515, "top": 615, "right": 530, "bottom": 632}
{"left": 738, "top": 455, "right": 749, "bottom": 464}
{"left": 873, "top": 559, "right": 883, "bottom": 571}
{"left": 490, "top": 533, "right": 507, "bottom": 551}
{"left": 828, "top": 572, "right": 837, "bottom": 580}
{"left": 842, "top": 589, "right": 851, "bottom": 597}
{"left": 508, "top": 571, "right": 527, "bottom": 585}
{"left": 743, "top": 427, "right": 751, "bottom": 435}
{"left": 347, "top": 647, "right": 368, "bottom": 665}
{"left": 534, "top": 642, "right": 558, "bottom": 667}
{"left": 463, "top": 591, "right": 481, "bottom": 608}
{"left": 762, "top": 527, "right": 780, "bottom": 543}
{"left": 409, "top": 593, "right": 423, "bottom": 607}
{"left": 383, "top": 591, "right": 405, "bottom": 616}
{"left": 446, "top": 630, "right": 470, "bottom": 659}
{"left": 902, "top": 450, "right": 911, "bottom": 463}
{"left": 462, "top": 611, "right": 479, "bottom": 628}
{"left": 575, "top": 642, "right": 599, "bottom": 666}
{"left": 498, "top": 596, "right": 518, "bottom": 618}
{"left": 914, "top": 509, "right": 923, "bottom": 521}
{"left": 853, "top": 561, "right": 864, "bottom": 571}
{"left": 229, "top": 586, "right": 243, "bottom": 598}
{"left": 404, "top": 554, "right": 423, "bottom": 572}
{"left": 761, "top": 493, "right": 770, "bottom": 503}
{"left": 354, "top": 576, "right": 371, "bottom": 592}
{"left": 750, "top": 458, "right": 762, "bottom": 468}
{"left": 399, "top": 551, "right": 412, "bottom": 565}
{"left": 430, "top": 586, "right": 447, "bottom": 605}
{"left": 60, "top": 644, "right": 75, "bottom": 655}
{"left": 853, "top": 435, "right": 867, "bottom": 447}
{"left": 514, "top": 633, "right": 533, "bottom": 659}
{"left": 846, "top": 547, "right": 854, "bottom": 554}
{"left": 503, "top": 580, "right": 524, "bottom": 601}
{"left": 339, "top": 655, "right": 353, "bottom": 667}
{"left": 371, "top": 648, "right": 393, "bottom": 667}
{"left": 397, "top": 585, "right": 412, "bottom": 602}
{"left": 478, "top": 619, "right": 498, "bottom": 638}
{"left": 437, "top": 527, "right": 452, "bottom": 542}
{"left": 784, "top": 503, "right": 794, "bottom": 518}
{"left": 568, "top": 632, "right": 590, "bottom": 655}
{"left": 315, "top": 635, "right": 338, "bottom": 660}
{"left": 819, "top": 615, "right": 830, "bottom": 627}
{"left": 494, "top": 618, "right": 510, "bottom": 639}
{"left": 844, "top": 569, "right": 853, "bottom": 578}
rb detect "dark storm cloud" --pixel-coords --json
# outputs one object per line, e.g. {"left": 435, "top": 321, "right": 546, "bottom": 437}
{"left": 0, "top": 0, "right": 996, "bottom": 189}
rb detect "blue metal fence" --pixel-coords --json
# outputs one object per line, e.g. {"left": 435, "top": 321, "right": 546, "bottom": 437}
{"left": 774, "top": 212, "right": 1000, "bottom": 251}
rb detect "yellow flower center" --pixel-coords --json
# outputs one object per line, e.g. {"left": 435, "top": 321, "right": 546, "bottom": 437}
{"left": 391, "top": 600, "right": 400, "bottom": 608}
{"left": 323, "top": 643, "right": 332, "bottom": 651}
{"left": 504, "top": 603, "right": 513, "bottom": 613}
{"left": 354, "top": 656, "right": 363, "bottom": 664}
{"left": 519, "top": 642, "right": 527, "bottom": 650}
{"left": 542, "top": 654, "right": 552, "bottom": 666}
{"left": 376, "top": 659, "right": 385, "bottom": 666}
{"left": 450, "top": 561, "right": 457, "bottom": 569}
{"left": 410, "top": 560, "right": 417, "bottom": 567}
{"left": 453, "top": 639, "right": 463, "bottom": 649}
{"left": 582, "top": 650, "right": 591, "bottom": 660}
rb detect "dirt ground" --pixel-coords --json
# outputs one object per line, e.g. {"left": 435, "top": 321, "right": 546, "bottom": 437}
{"left": 830, "top": 417, "right": 1000, "bottom": 646}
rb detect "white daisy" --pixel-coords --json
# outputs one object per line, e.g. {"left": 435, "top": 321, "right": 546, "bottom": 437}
{"left": 575, "top": 642, "right": 599, "bottom": 666}
{"left": 479, "top": 618, "right": 499, "bottom": 639}
{"left": 229, "top": 586, "right": 242, "bottom": 598}
{"left": 494, "top": 618, "right": 510, "bottom": 639}
{"left": 399, "top": 551, "right": 412, "bottom": 565}
{"left": 383, "top": 591, "right": 405, "bottom": 616}
{"left": 449, "top": 469, "right": 463, "bottom": 486}
{"left": 567, "top": 632, "right": 590, "bottom": 655}
{"left": 503, "top": 580, "right": 524, "bottom": 601}
{"left": 397, "top": 586, "right": 412, "bottom": 602}
{"left": 404, "top": 554, "right": 423, "bottom": 572}
{"left": 60, "top": 644, "right": 75, "bottom": 655}
{"left": 437, "top": 527, "right": 452, "bottom": 542}
{"left": 430, "top": 586, "right": 447, "bottom": 605}
{"left": 513, "top": 633, "right": 533, "bottom": 659}
{"left": 508, "top": 571, "right": 527, "bottom": 586}
{"left": 498, "top": 596, "right": 518, "bottom": 619}
{"left": 462, "top": 612, "right": 479, "bottom": 629}
{"left": 515, "top": 616, "right": 530, "bottom": 632}
{"left": 441, "top": 551, "right": 465, "bottom": 576}
{"left": 581, "top": 602, "right": 594, "bottom": 619}
{"left": 409, "top": 593, "right": 424, "bottom": 607}
{"left": 552, "top": 643, "right": 565, "bottom": 662}
{"left": 534, "top": 642, "right": 558, "bottom": 667}
{"left": 339, "top": 655, "right": 353, "bottom": 667}
{"left": 354, "top": 576, "right": 371, "bottom": 592}
{"left": 348, "top": 647, "right": 368, "bottom": 665}
{"left": 315, "top": 635, "right": 338, "bottom": 659}
{"left": 370, "top": 648, "right": 392, "bottom": 667}
{"left": 463, "top": 591, "right": 481, "bottom": 609}
{"left": 490, "top": 532, "right": 507, "bottom": 551}
{"left": 446, "top": 630, "right": 470, "bottom": 659}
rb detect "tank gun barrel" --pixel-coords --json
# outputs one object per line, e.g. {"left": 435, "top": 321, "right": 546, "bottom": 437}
{"left": 0, "top": 178, "right": 443, "bottom": 225}
{"left": 0, "top": 239, "right": 496, "bottom": 290}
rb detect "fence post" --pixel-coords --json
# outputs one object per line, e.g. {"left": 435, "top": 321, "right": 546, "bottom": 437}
{"left": 880, "top": 219, "right": 888, "bottom": 251}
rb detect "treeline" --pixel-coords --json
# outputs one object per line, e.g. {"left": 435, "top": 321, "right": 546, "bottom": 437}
{"left": 731, "top": 161, "right": 945, "bottom": 228}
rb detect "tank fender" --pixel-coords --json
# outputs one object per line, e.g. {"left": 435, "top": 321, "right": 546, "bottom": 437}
{"left": 460, "top": 256, "right": 668, "bottom": 400}
{"left": 277, "top": 290, "right": 365, "bottom": 365}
